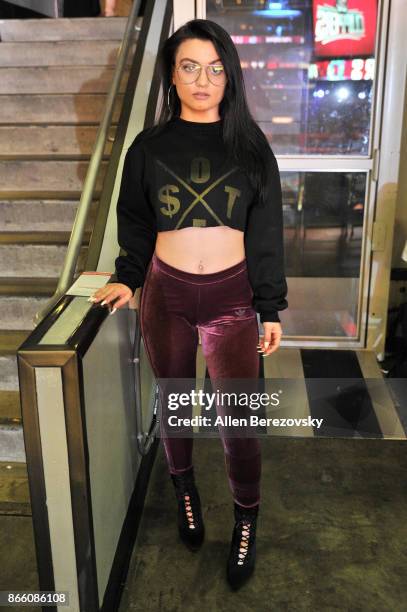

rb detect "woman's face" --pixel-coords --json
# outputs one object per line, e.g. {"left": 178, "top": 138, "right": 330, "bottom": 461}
{"left": 171, "top": 38, "right": 227, "bottom": 120}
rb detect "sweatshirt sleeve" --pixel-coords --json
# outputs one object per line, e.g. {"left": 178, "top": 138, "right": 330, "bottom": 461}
{"left": 114, "top": 135, "right": 157, "bottom": 295}
{"left": 244, "top": 144, "right": 288, "bottom": 323}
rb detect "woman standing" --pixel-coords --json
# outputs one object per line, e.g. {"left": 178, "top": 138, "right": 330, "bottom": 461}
{"left": 90, "top": 19, "right": 288, "bottom": 590}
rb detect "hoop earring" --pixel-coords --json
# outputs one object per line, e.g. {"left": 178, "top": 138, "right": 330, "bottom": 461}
{"left": 167, "top": 83, "right": 174, "bottom": 111}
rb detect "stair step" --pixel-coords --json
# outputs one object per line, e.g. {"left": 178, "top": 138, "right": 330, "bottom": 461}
{"left": 1, "top": 355, "right": 18, "bottom": 393}
{"left": 0, "top": 331, "right": 31, "bottom": 357}
{"left": 0, "top": 462, "right": 31, "bottom": 514}
{"left": 0, "top": 160, "right": 108, "bottom": 198}
{"left": 0, "top": 391, "right": 21, "bottom": 424}
{"left": 0, "top": 296, "right": 55, "bottom": 330}
{"left": 0, "top": 93, "right": 124, "bottom": 125}
{"left": 0, "top": 231, "right": 92, "bottom": 245}
{"left": 0, "top": 424, "right": 26, "bottom": 463}
{"left": 0, "top": 66, "right": 130, "bottom": 94}
{"left": 0, "top": 277, "right": 58, "bottom": 296}
{"left": 0, "top": 125, "right": 115, "bottom": 158}
{"left": 0, "top": 244, "right": 88, "bottom": 277}
{"left": 0, "top": 17, "right": 130, "bottom": 42}
{"left": 0, "top": 40, "right": 135, "bottom": 67}
{"left": 0, "top": 15, "right": 131, "bottom": 466}
{"left": 0, "top": 199, "right": 98, "bottom": 232}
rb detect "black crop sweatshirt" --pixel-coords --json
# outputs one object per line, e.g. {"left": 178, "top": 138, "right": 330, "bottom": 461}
{"left": 114, "top": 116, "right": 288, "bottom": 323}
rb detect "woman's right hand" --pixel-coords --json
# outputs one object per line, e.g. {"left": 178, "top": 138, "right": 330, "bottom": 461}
{"left": 88, "top": 282, "right": 134, "bottom": 314}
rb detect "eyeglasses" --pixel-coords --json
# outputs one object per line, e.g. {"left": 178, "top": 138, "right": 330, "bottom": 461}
{"left": 176, "top": 61, "right": 226, "bottom": 86}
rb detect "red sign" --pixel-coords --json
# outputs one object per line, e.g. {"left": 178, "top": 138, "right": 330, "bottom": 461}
{"left": 313, "top": 0, "right": 377, "bottom": 57}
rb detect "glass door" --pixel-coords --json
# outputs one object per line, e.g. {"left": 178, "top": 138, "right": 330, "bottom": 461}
{"left": 197, "top": 0, "right": 385, "bottom": 347}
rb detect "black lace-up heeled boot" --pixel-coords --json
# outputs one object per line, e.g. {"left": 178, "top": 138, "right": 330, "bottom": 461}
{"left": 226, "top": 501, "right": 259, "bottom": 589}
{"left": 170, "top": 466, "right": 205, "bottom": 551}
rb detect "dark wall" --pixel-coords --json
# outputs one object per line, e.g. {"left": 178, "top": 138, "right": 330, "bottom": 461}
{"left": 0, "top": 0, "right": 45, "bottom": 18}
{"left": 0, "top": 0, "right": 102, "bottom": 18}
{"left": 63, "top": 0, "right": 100, "bottom": 17}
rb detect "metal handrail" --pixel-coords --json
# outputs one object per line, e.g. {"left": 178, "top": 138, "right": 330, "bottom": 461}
{"left": 34, "top": 0, "right": 143, "bottom": 325}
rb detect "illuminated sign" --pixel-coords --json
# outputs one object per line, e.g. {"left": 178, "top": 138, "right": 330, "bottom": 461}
{"left": 313, "top": 0, "right": 377, "bottom": 56}
{"left": 239, "top": 57, "right": 374, "bottom": 79}
{"left": 308, "top": 57, "right": 375, "bottom": 80}
{"left": 231, "top": 34, "right": 305, "bottom": 45}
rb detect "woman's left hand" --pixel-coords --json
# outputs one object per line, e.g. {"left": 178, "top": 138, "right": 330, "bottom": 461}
{"left": 257, "top": 322, "right": 282, "bottom": 357}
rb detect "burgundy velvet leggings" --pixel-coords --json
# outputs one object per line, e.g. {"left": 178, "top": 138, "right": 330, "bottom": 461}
{"left": 139, "top": 252, "right": 261, "bottom": 507}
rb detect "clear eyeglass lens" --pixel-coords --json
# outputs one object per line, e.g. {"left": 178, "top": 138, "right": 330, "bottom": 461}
{"left": 177, "top": 63, "right": 225, "bottom": 85}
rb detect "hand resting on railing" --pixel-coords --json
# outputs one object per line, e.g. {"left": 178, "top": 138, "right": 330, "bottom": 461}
{"left": 88, "top": 283, "right": 140, "bottom": 314}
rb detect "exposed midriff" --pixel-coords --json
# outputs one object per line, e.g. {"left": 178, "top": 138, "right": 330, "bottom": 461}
{"left": 154, "top": 226, "right": 245, "bottom": 273}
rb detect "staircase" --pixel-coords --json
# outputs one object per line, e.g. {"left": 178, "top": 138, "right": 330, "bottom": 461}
{"left": 0, "top": 17, "right": 132, "bottom": 486}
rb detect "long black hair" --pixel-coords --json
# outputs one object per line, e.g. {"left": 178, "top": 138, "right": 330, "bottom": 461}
{"left": 151, "top": 18, "right": 273, "bottom": 209}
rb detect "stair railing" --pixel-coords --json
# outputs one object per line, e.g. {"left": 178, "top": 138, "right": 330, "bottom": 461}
{"left": 34, "top": 0, "right": 142, "bottom": 325}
